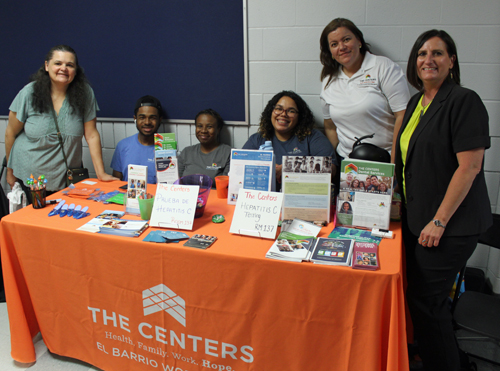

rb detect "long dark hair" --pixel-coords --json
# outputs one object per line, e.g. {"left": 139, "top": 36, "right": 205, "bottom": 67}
{"left": 258, "top": 91, "right": 315, "bottom": 142}
{"left": 407, "top": 29, "right": 460, "bottom": 91}
{"left": 320, "top": 18, "right": 371, "bottom": 87}
{"left": 31, "top": 45, "right": 90, "bottom": 116}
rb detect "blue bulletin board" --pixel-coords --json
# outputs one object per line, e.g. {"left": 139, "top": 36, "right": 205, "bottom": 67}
{"left": 0, "top": 1, "right": 247, "bottom": 123}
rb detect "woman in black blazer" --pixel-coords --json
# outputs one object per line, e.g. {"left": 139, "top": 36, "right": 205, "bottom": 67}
{"left": 395, "top": 30, "right": 492, "bottom": 371}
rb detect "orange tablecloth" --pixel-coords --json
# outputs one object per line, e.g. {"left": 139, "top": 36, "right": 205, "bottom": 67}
{"left": 1, "top": 180, "right": 408, "bottom": 371}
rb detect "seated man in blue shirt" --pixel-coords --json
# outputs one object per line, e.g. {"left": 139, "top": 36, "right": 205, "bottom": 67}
{"left": 111, "top": 95, "right": 163, "bottom": 184}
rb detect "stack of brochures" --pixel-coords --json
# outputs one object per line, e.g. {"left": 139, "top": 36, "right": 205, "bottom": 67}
{"left": 77, "top": 210, "right": 149, "bottom": 238}
{"left": 266, "top": 219, "right": 321, "bottom": 262}
{"left": 309, "top": 238, "right": 354, "bottom": 266}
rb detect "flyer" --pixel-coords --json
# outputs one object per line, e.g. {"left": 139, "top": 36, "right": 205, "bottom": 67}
{"left": 281, "top": 156, "right": 332, "bottom": 224}
{"left": 155, "top": 149, "right": 178, "bottom": 184}
{"left": 227, "top": 149, "right": 274, "bottom": 205}
{"left": 337, "top": 159, "right": 394, "bottom": 230}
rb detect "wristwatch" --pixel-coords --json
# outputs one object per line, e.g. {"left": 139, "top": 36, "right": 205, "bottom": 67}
{"left": 433, "top": 219, "right": 446, "bottom": 229}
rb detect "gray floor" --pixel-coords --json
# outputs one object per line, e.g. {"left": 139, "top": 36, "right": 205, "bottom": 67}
{"left": 0, "top": 303, "right": 100, "bottom": 371}
{"left": 1, "top": 302, "right": 499, "bottom": 371}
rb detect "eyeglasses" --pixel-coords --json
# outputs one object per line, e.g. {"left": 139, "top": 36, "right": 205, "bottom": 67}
{"left": 273, "top": 106, "right": 299, "bottom": 118}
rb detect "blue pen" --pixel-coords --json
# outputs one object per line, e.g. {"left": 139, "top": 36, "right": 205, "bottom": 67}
{"left": 48, "top": 200, "right": 66, "bottom": 217}
{"left": 66, "top": 204, "right": 76, "bottom": 217}
{"left": 72, "top": 205, "right": 82, "bottom": 218}
{"left": 59, "top": 204, "right": 69, "bottom": 217}
{"left": 75, "top": 206, "right": 89, "bottom": 219}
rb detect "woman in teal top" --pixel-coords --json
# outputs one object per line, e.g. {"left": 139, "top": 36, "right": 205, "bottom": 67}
{"left": 395, "top": 30, "right": 491, "bottom": 371}
{"left": 5, "top": 45, "right": 117, "bottom": 192}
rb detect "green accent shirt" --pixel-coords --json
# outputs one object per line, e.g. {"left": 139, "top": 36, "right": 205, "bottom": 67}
{"left": 399, "top": 95, "right": 431, "bottom": 199}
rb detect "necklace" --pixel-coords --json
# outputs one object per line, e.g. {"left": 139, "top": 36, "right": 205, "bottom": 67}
{"left": 420, "top": 96, "right": 432, "bottom": 120}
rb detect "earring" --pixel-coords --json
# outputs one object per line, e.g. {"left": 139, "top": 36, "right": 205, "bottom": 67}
{"left": 450, "top": 70, "right": 453, "bottom": 79}
{"left": 359, "top": 45, "right": 362, "bottom": 49}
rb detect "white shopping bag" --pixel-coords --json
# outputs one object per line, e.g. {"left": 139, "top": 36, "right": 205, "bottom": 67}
{"left": 7, "top": 182, "right": 27, "bottom": 213}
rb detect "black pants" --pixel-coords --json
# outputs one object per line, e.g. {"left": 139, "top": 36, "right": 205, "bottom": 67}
{"left": 403, "top": 216, "right": 478, "bottom": 371}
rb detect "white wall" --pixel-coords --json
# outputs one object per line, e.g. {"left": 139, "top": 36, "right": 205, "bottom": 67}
{"left": 1, "top": 0, "right": 499, "bottom": 290}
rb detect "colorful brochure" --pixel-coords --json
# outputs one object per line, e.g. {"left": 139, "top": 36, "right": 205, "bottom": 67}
{"left": 126, "top": 165, "right": 148, "bottom": 214}
{"left": 352, "top": 242, "right": 379, "bottom": 270}
{"left": 310, "top": 237, "right": 354, "bottom": 266}
{"left": 266, "top": 219, "right": 322, "bottom": 262}
{"left": 328, "top": 226, "right": 382, "bottom": 244}
{"left": 337, "top": 159, "right": 394, "bottom": 230}
{"left": 154, "top": 133, "right": 177, "bottom": 150}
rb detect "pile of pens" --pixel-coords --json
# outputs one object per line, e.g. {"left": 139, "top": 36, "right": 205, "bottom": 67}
{"left": 27, "top": 174, "right": 47, "bottom": 208}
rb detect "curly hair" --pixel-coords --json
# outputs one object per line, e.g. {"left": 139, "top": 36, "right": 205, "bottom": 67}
{"left": 258, "top": 91, "right": 315, "bottom": 142}
{"left": 320, "top": 18, "right": 371, "bottom": 87}
{"left": 30, "top": 45, "right": 90, "bottom": 116}
{"left": 407, "top": 29, "right": 460, "bottom": 91}
{"left": 195, "top": 108, "right": 225, "bottom": 131}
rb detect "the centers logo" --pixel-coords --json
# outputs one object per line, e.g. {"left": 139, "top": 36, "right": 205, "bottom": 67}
{"left": 143, "top": 284, "right": 186, "bottom": 327}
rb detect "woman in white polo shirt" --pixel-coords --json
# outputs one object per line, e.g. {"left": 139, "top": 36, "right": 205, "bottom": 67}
{"left": 319, "top": 18, "right": 410, "bottom": 164}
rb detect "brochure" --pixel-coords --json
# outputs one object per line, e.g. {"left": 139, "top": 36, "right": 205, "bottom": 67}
{"left": 99, "top": 219, "right": 149, "bottom": 238}
{"left": 266, "top": 232, "right": 317, "bottom": 262}
{"left": 183, "top": 234, "right": 217, "bottom": 249}
{"left": 155, "top": 148, "right": 178, "bottom": 184}
{"left": 126, "top": 165, "right": 148, "bottom": 214}
{"left": 77, "top": 210, "right": 126, "bottom": 233}
{"left": 328, "top": 226, "right": 382, "bottom": 244}
{"left": 266, "top": 219, "right": 322, "bottom": 262}
{"left": 310, "top": 237, "right": 354, "bottom": 266}
{"left": 337, "top": 159, "right": 394, "bottom": 230}
{"left": 227, "top": 149, "right": 274, "bottom": 205}
{"left": 281, "top": 218, "right": 322, "bottom": 236}
{"left": 281, "top": 156, "right": 332, "bottom": 224}
{"left": 352, "top": 242, "right": 379, "bottom": 270}
{"left": 143, "top": 230, "right": 190, "bottom": 243}
{"left": 154, "top": 133, "right": 177, "bottom": 150}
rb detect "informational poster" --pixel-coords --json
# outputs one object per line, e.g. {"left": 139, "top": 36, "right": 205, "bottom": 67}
{"left": 337, "top": 159, "right": 394, "bottom": 230}
{"left": 227, "top": 149, "right": 274, "bottom": 205}
{"left": 149, "top": 183, "right": 200, "bottom": 230}
{"left": 229, "top": 189, "right": 283, "bottom": 239}
{"left": 281, "top": 156, "right": 332, "bottom": 224}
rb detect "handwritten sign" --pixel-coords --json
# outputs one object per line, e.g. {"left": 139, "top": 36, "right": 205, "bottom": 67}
{"left": 149, "top": 184, "right": 199, "bottom": 230}
{"left": 229, "top": 189, "right": 284, "bottom": 239}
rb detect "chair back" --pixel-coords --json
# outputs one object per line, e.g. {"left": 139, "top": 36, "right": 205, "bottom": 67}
{"left": 478, "top": 213, "right": 500, "bottom": 249}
